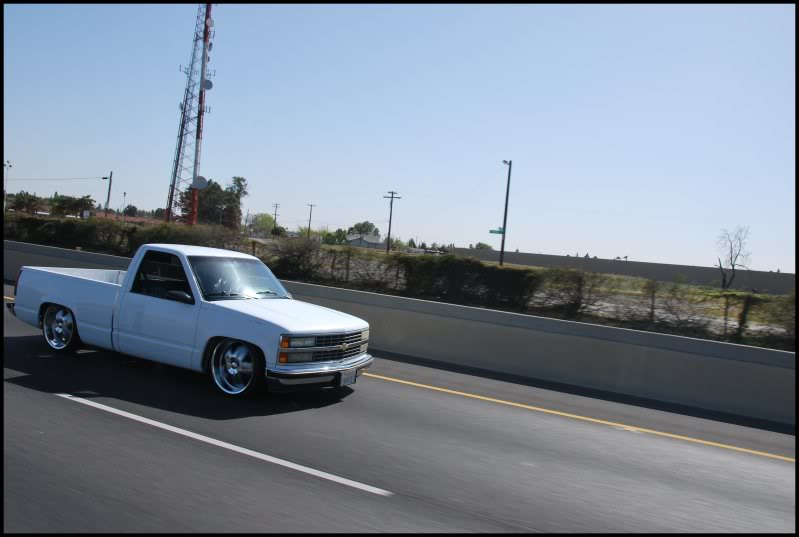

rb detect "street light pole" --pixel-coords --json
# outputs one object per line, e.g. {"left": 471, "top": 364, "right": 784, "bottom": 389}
{"left": 383, "top": 191, "right": 401, "bottom": 253}
{"left": 3, "top": 160, "right": 11, "bottom": 213}
{"left": 307, "top": 204, "right": 316, "bottom": 238}
{"left": 500, "top": 160, "right": 512, "bottom": 266}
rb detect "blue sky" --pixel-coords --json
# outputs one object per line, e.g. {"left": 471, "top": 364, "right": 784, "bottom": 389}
{"left": 3, "top": 4, "right": 795, "bottom": 272}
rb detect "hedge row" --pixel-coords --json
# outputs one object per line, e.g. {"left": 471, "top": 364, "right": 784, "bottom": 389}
{"left": 4, "top": 214, "right": 242, "bottom": 257}
{"left": 4, "top": 214, "right": 794, "bottom": 351}
{"left": 254, "top": 239, "right": 795, "bottom": 351}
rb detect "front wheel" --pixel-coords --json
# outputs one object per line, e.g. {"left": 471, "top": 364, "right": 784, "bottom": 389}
{"left": 42, "top": 304, "right": 82, "bottom": 352}
{"left": 210, "top": 339, "right": 264, "bottom": 397}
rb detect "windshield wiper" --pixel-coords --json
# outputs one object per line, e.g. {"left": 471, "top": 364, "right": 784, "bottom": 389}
{"left": 256, "top": 290, "right": 290, "bottom": 298}
{"left": 205, "top": 291, "right": 247, "bottom": 298}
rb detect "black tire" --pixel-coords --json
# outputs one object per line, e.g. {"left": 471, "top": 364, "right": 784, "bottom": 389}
{"left": 41, "top": 303, "right": 82, "bottom": 352}
{"left": 209, "top": 339, "right": 265, "bottom": 397}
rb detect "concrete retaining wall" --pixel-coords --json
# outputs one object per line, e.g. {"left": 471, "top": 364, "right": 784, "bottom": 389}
{"left": 451, "top": 248, "right": 795, "bottom": 295}
{"left": 4, "top": 240, "right": 794, "bottom": 425}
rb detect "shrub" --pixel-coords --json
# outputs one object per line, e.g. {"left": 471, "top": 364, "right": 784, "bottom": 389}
{"left": 480, "top": 265, "right": 542, "bottom": 311}
{"left": 540, "top": 268, "right": 585, "bottom": 317}
{"left": 261, "top": 238, "right": 321, "bottom": 280}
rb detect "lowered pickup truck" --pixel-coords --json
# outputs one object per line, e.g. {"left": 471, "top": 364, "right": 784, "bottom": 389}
{"left": 8, "top": 244, "right": 372, "bottom": 396}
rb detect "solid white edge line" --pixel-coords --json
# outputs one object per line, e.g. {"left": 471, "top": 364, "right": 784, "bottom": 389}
{"left": 55, "top": 393, "right": 393, "bottom": 497}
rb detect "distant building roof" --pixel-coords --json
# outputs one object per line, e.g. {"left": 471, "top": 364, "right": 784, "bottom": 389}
{"left": 346, "top": 234, "right": 382, "bottom": 244}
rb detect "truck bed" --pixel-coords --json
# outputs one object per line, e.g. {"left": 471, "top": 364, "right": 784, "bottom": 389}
{"left": 28, "top": 267, "right": 128, "bottom": 285}
{"left": 13, "top": 267, "right": 126, "bottom": 351}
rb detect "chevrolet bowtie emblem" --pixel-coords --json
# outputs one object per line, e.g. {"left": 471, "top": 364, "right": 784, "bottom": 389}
{"left": 339, "top": 344, "right": 347, "bottom": 351}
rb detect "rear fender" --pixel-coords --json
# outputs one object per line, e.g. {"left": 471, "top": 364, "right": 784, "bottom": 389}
{"left": 37, "top": 296, "right": 74, "bottom": 327}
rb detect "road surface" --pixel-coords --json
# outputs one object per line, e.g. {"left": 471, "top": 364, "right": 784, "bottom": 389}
{"left": 3, "top": 284, "right": 795, "bottom": 532}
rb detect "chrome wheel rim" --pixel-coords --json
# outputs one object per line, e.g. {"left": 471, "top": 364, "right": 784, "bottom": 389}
{"left": 43, "top": 305, "right": 74, "bottom": 350}
{"left": 212, "top": 340, "right": 255, "bottom": 395}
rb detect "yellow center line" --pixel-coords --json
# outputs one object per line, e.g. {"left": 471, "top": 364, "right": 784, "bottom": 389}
{"left": 363, "top": 372, "right": 795, "bottom": 463}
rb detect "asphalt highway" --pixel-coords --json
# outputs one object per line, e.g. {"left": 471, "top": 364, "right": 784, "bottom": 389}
{"left": 3, "top": 284, "right": 795, "bottom": 532}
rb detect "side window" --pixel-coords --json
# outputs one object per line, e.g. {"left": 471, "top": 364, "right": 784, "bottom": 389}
{"left": 130, "top": 251, "right": 193, "bottom": 302}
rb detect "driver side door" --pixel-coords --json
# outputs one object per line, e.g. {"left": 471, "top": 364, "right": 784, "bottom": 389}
{"left": 116, "top": 250, "right": 200, "bottom": 368}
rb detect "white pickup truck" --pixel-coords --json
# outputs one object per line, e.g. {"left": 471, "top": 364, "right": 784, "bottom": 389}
{"left": 8, "top": 244, "right": 373, "bottom": 397}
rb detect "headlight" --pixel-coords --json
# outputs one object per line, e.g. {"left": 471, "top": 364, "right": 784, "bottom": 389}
{"left": 362, "top": 329, "right": 369, "bottom": 341}
{"left": 280, "top": 336, "right": 316, "bottom": 348}
{"left": 290, "top": 336, "right": 316, "bottom": 348}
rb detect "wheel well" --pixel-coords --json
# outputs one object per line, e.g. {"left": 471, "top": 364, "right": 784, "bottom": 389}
{"left": 38, "top": 302, "right": 54, "bottom": 328}
{"left": 201, "top": 337, "right": 266, "bottom": 373}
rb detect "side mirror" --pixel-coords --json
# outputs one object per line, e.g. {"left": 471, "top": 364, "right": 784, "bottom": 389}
{"left": 167, "top": 290, "right": 194, "bottom": 304}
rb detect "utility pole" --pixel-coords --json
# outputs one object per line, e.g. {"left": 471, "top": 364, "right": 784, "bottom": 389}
{"left": 307, "top": 204, "right": 316, "bottom": 238}
{"left": 271, "top": 203, "right": 280, "bottom": 236}
{"left": 383, "top": 191, "right": 401, "bottom": 253}
{"left": 3, "top": 161, "right": 11, "bottom": 213}
{"left": 121, "top": 192, "right": 127, "bottom": 224}
{"left": 103, "top": 170, "right": 113, "bottom": 218}
{"left": 500, "top": 160, "right": 512, "bottom": 266}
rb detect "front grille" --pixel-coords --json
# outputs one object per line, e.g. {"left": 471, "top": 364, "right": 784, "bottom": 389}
{"left": 312, "top": 345, "right": 364, "bottom": 362}
{"left": 315, "top": 332, "right": 362, "bottom": 347}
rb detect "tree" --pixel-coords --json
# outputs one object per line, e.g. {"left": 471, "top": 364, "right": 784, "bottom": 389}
{"left": 271, "top": 225, "right": 287, "bottom": 237}
{"left": 177, "top": 176, "right": 249, "bottom": 229}
{"left": 124, "top": 204, "right": 138, "bottom": 217}
{"left": 225, "top": 176, "right": 248, "bottom": 228}
{"left": 323, "top": 228, "right": 347, "bottom": 245}
{"left": 474, "top": 242, "right": 493, "bottom": 250}
{"left": 716, "top": 225, "right": 751, "bottom": 290}
{"left": 250, "top": 213, "right": 276, "bottom": 237}
{"left": 408, "top": 238, "right": 416, "bottom": 248}
{"left": 9, "top": 191, "right": 43, "bottom": 214}
{"left": 152, "top": 208, "right": 166, "bottom": 220}
{"left": 347, "top": 221, "right": 380, "bottom": 237}
{"left": 50, "top": 194, "right": 95, "bottom": 217}
{"left": 296, "top": 226, "right": 325, "bottom": 239}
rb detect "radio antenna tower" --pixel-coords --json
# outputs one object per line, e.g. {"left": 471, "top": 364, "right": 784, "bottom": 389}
{"left": 165, "top": 3, "right": 216, "bottom": 224}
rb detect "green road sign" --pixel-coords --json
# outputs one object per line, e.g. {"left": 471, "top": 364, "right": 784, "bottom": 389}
{"left": 489, "top": 228, "right": 504, "bottom": 234}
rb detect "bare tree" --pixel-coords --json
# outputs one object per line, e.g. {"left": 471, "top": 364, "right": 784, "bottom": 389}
{"left": 716, "top": 225, "right": 751, "bottom": 290}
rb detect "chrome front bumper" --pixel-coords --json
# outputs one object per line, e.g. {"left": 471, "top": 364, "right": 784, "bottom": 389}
{"left": 266, "top": 353, "right": 373, "bottom": 387}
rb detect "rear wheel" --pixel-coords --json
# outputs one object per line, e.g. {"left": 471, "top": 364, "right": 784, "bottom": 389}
{"left": 42, "top": 304, "right": 82, "bottom": 352}
{"left": 210, "top": 339, "right": 264, "bottom": 397}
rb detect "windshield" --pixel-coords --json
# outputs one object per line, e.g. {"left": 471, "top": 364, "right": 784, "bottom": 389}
{"left": 188, "top": 256, "right": 290, "bottom": 300}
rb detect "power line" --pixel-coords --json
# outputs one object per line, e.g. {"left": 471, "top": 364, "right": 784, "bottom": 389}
{"left": 11, "top": 178, "right": 102, "bottom": 182}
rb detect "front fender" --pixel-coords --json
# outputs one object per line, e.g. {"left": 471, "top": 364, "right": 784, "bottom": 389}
{"left": 192, "top": 304, "right": 282, "bottom": 372}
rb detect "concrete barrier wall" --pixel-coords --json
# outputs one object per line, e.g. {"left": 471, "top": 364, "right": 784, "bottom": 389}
{"left": 4, "top": 240, "right": 795, "bottom": 425}
{"left": 451, "top": 248, "right": 796, "bottom": 295}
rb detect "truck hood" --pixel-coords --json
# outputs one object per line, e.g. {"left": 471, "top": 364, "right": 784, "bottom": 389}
{"left": 205, "top": 297, "right": 368, "bottom": 334}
